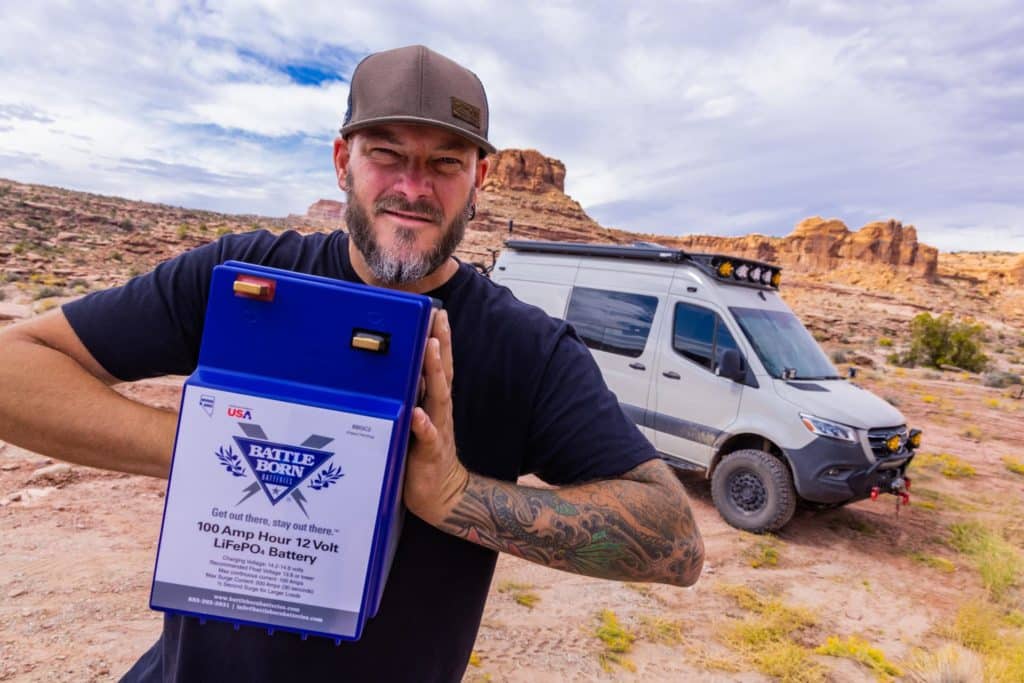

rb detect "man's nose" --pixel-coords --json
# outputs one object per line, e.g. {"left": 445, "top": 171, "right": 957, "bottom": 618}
{"left": 391, "top": 162, "right": 434, "bottom": 199}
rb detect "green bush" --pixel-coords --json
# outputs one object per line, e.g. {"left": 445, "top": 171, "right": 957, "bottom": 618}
{"left": 901, "top": 313, "right": 988, "bottom": 372}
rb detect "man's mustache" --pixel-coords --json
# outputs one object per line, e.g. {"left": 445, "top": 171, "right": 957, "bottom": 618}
{"left": 374, "top": 195, "right": 444, "bottom": 224}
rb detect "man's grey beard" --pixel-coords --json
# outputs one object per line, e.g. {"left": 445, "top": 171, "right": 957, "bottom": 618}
{"left": 345, "top": 174, "right": 473, "bottom": 286}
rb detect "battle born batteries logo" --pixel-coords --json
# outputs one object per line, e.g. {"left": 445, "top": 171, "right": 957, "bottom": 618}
{"left": 214, "top": 421, "right": 344, "bottom": 517}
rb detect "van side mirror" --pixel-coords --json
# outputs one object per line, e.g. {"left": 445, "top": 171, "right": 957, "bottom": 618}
{"left": 717, "top": 349, "right": 746, "bottom": 383}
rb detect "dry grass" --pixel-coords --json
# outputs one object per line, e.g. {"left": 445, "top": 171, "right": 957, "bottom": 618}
{"left": 717, "top": 584, "right": 826, "bottom": 682}
{"left": 744, "top": 534, "right": 782, "bottom": 568}
{"left": 948, "top": 522, "right": 1023, "bottom": 601}
{"left": 1003, "top": 456, "right": 1024, "bottom": 476}
{"left": 940, "top": 602, "right": 1024, "bottom": 682}
{"left": 815, "top": 635, "right": 902, "bottom": 681}
{"left": 594, "top": 609, "right": 636, "bottom": 672}
{"left": 906, "top": 644, "right": 985, "bottom": 683}
{"left": 638, "top": 615, "right": 685, "bottom": 645}
{"left": 961, "top": 424, "right": 983, "bottom": 441}
{"left": 497, "top": 581, "right": 540, "bottom": 609}
{"left": 909, "top": 552, "right": 956, "bottom": 573}
{"left": 911, "top": 452, "right": 976, "bottom": 478}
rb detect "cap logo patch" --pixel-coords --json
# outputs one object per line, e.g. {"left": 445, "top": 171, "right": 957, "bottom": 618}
{"left": 451, "top": 96, "right": 481, "bottom": 129}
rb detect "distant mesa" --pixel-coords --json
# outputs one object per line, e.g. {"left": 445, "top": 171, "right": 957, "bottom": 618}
{"left": 482, "top": 149, "right": 567, "bottom": 194}
{"left": 290, "top": 199, "right": 345, "bottom": 228}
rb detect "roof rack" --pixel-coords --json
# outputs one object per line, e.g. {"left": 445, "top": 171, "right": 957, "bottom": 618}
{"left": 504, "top": 240, "right": 688, "bottom": 263}
{"left": 503, "top": 239, "right": 784, "bottom": 290}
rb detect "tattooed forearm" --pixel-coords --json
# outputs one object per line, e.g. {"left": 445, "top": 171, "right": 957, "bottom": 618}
{"left": 439, "top": 460, "right": 704, "bottom": 586}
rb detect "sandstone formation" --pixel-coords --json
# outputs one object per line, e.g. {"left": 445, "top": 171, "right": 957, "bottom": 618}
{"left": 482, "top": 149, "right": 567, "bottom": 194}
{"left": 652, "top": 217, "right": 938, "bottom": 281}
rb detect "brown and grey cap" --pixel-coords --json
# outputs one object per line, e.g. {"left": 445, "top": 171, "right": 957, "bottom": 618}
{"left": 340, "top": 45, "right": 495, "bottom": 154}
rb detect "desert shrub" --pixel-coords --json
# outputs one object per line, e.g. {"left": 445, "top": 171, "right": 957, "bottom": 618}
{"left": 1004, "top": 457, "right": 1024, "bottom": 476}
{"left": 118, "top": 218, "right": 134, "bottom": 231}
{"left": 497, "top": 581, "right": 539, "bottom": 609}
{"left": 595, "top": 610, "right": 636, "bottom": 672}
{"left": 34, "top": 285, "right": 64, "bottom": 300}
{"left": 949, "top": 522, "right": 1023, "bottom": 601}
{"left": 983, "top": 371, "right": 1022, "bottom": 388}
{"left": 815, "top": 635, "right": 902, "bottom": 680}
{"left": 878, "top": 336, "right": 894, "bottom": 347}
{"left": 911, "top": 452, "right": 975, "bottom": 478}
{"left": 830, "top": 349, "right": 848, "bottom": 364}
{"left": 0, "top": 288, "right": 6, "bottom": 302}
{"left": 901, "top": 313, "right": 988, "bottom": 372}
{"left": 717, "top": 584, "right": 824, "bottom": 682}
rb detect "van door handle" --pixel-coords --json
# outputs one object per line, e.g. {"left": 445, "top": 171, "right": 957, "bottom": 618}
{"left": 629, "top": 362, "right": 646, "bottom": 370}
{"left": 662, "top": 371, "right": 681, "bottom": 380}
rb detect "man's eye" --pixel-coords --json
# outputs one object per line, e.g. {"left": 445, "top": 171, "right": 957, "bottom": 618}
{"left": 370, "top": 148, "right": 400, "bottom": 161}
{"left": 435, "top": 157, "right": 463, "bottom": 170}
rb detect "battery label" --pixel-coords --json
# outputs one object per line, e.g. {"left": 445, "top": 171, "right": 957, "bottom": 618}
{"left": 152, "top": 385, "right": 395, "bottom": 635}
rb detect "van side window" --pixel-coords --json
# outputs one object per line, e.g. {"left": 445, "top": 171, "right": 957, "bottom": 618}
{"left": 565, "top": 287, "right": 658, "bottom": 358}
{"left": 673, "top": 302, "right": 739, "bottom": 372}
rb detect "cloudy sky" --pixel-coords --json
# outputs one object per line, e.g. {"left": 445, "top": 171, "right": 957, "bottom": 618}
{"left": 1, "top": 1, "right": 1021, "bottom": 251}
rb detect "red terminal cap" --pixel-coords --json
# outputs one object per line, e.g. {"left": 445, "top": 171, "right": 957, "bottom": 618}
{"left": 233, "top": 276, "right": 276, "bottom": 302}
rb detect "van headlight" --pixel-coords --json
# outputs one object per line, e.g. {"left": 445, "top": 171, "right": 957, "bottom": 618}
{"left": 800, "top": 413, "right": 857, "bottom": 443}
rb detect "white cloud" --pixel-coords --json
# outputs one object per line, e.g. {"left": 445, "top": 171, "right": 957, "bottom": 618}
{"left": 0, "top": 1, "right": 1021, "bottom": 249}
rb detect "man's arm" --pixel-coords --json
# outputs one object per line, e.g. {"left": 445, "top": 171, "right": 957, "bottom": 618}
{"left": 0, "top": 310, "right": 176, "bottom": 478}
{"left": 404, "top": 311, "right": 704, "bottom": 587}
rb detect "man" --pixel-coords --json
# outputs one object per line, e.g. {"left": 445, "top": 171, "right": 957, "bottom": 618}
{"left": 0, "top": 46, "right": 703, "bottom": 681}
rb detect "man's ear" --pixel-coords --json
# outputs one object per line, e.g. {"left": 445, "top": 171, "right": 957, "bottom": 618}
{"left": 474, "top": 155, "right": 490, "bottom": 190}
{"left": 333, "top": 137, "right": 351, "bottom": 191}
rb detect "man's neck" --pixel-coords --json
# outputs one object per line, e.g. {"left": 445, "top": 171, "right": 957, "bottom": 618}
{"left": 347, "top": 239, "right": 459, "bottom": 294}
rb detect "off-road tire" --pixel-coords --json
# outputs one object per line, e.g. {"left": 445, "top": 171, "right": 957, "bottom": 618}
{"left": 711, "top": 449, "right": 797, "bottom": 533}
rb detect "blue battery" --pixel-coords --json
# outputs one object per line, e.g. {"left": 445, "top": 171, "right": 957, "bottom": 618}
{"left": 150, "top": 260, "right": 434, "bottom": 642}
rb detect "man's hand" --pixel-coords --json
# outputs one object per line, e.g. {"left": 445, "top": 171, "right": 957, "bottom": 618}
{"left": 404, "top": 310, "right": 470, "bottom": 526}
{"left": 402, "top": 310, "right": 704, "bottom": 587}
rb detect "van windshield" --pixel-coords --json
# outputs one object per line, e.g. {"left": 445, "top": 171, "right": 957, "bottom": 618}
{"left": 730, "top": 307, "right": 840, "bottom": 380}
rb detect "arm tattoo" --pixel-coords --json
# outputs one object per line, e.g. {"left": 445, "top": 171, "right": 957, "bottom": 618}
{"left": 439, "top": 460, "right": 704, "bottom": 586}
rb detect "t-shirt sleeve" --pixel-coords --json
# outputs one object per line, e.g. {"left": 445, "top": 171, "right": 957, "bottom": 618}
{"left": 62, "top": 233, "right": 267, "bottom": 381}
{"left": 522, "top": 329, "right": 657, "bottom": 485}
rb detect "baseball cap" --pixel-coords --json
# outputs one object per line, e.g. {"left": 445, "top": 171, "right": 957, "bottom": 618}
{"left": 339, "top": 45, "right": 496, "bottom": 155}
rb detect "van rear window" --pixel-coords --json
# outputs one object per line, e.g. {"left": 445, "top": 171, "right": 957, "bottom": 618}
{"left": 565, "top": 287, "right": 658, "bottom": 358}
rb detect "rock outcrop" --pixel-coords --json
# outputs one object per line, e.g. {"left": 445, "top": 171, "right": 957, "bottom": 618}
{"left": 482, "top": 149, "right": 566, "bottom": 194}
{"left": 656, "top": 217, "right": 939, "bottom": 281}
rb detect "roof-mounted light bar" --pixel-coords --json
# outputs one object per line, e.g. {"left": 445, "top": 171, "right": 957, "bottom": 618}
{"left": 694, "top": 254, "right": 783, "bottom": 290}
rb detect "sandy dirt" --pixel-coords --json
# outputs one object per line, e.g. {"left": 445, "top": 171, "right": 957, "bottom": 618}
{"left": 1, "top": 285, "right": 1023, "bottom": 682}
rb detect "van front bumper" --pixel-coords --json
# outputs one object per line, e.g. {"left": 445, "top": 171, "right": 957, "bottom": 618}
{"left": 786, "top": 436, "right": 914, "bottom": 505}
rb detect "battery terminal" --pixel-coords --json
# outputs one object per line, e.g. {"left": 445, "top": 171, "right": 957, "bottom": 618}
{"left": 233, "top": 276, "right": 276, "bottom": 302}
{"left": 351, "top": 330, "right": 390, "bottom": 353}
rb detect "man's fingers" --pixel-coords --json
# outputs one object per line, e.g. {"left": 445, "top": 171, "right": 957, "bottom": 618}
{"left": 438, "top": 310, "right": 454, "bottom": 385}
{"left": 422, "top": 338, "right": 451, "bottom": 414}
{"left": 410, "top": 407, "right": 437, "bottom": 444}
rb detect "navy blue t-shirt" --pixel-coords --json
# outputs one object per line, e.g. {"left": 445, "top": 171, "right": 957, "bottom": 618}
{"left": 63, "top": 230, "right": 656, "bottom": 683}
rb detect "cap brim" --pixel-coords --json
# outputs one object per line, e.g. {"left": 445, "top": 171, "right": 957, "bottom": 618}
{"left": 339, "top": 116, "right": 497, "bottom": 155}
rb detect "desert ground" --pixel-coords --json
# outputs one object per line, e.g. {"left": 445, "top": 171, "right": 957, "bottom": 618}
{"left": 2, "top": 272, "right": 1022, "bottom": 683}
{"left": 2, "top": 173, "right": 1023, "bottom": 681}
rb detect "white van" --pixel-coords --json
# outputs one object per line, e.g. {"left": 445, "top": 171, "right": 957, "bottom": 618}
{"left": 492, "top": 241, "right": 921, "bottom": 532}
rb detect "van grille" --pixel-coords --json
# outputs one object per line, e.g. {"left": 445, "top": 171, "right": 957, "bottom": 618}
{"left": 867, "top": 425, "right": 909, "bottom": 458}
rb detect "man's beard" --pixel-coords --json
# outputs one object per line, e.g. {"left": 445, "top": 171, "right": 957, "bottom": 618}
{"left": 345, "top": 172, "right": 473, "bottom": 286}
